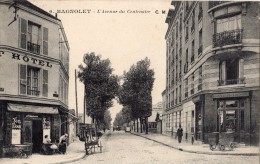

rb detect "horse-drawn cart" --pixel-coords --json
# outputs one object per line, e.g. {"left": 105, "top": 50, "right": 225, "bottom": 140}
{"left": 79, "top": 124, "right": 103, "bottom": 155}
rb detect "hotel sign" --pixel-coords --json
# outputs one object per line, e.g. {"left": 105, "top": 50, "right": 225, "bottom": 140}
{"left": 12, "top": 53, "right": 52, "bottom": 68}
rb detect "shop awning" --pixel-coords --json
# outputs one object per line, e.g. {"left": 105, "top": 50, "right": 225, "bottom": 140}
{"left": 7, "top": 103, "right": 59, "bottom": 114}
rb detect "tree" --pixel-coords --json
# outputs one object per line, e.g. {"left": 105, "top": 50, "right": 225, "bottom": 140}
{"left": 119, "top": 57, "right": 155, "bottom": 134}
{"left": 78, "top": 52, "right": 119, "bottom": 125}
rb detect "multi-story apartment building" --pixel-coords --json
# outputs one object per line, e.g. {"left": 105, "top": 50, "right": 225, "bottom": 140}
{"left": 0, "top": 0, "right": 70, "bottom": 155}
{"left": 163, "top": 1, "right": 259, "bottom": 146}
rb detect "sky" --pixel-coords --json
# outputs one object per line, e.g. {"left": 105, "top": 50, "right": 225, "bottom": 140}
{"left": 29, "top": 0, "right": 173, "bottom": 122}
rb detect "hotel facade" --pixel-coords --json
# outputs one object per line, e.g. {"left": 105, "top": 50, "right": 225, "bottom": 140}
{"left": 163, "top": 1, "right": 259, "bottom": 146}
{"left": 0, "top": 0, "right": 70, "bottom": 155}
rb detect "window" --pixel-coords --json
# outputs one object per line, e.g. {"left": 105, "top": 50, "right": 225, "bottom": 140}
{"left": 198, "top": 29, "right": 203, "bottom": 56}
{"left": 19, "top": 18, "right": 48, "bottom": 55}
{"left": 19, "top": 65, "right": 48, "bottom": 96}
{"left": 219, "top": 58, "right": 244, "bottom": 86}
{"left": 216, "top": 15, "right": 241, "bottom": 33}
{"left": 191, "top": 40, "right": 195, "bottom": 63}
{"left": 185, "top": 25, "right": 189, "bottom": 41}
{"left": 198, "top": 66, "right": 202, "bottom": 91}
{"left": 191, "top": 10, "right": 195, "bottom": 32}
{"left": 198, "top": 2, "right": 203, "bottom": 21}
{"left": 179, "top": 85, "right": 182, "bottom": 103}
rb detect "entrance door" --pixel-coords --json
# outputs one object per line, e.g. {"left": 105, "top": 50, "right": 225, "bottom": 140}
{"left": 32, "top": 120, "right": 43, "bottom": 153}
{"left": 195, "top": 103, "right": 202, "bottom": 140}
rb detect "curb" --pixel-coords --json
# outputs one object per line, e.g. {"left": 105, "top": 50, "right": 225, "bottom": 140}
{"left": 50, "top": 153, "right": 87, "bottom": 164}
{"left": 131, "top": 132, "right": 259, "bottom": 156}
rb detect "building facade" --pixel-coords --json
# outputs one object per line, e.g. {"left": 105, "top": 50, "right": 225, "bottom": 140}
{"left": 163, "top": 1, "right": 259, "bottom": 146}
{"left": 0, "top": 0, "right": 70, "bottom": 155}
{"left": 148, "top": 102, "right": 163, "bottom": 133}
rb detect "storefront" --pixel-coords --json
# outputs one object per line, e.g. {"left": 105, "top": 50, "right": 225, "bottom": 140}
{"left": 0, "top": 102, "right": 68, "bottom": 155}
{"left": 213, "top": 91, "right": 250, "bottom": 144}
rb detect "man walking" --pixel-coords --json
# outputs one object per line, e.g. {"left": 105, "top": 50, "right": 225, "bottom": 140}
{"left": 177, "top": 125, "right": 183, "bottom": 143}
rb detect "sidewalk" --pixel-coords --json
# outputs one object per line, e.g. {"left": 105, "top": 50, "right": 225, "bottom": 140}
{"left": 131, "top": 132, "right": 259, "bottom": 156}
{"left": 0, "top": 139, "right": 86, "bottom": 164}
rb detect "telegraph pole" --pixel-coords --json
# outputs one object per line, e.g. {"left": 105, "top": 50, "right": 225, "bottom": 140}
{"left": 75, "top": 69, "right": 79, "bottom": 134}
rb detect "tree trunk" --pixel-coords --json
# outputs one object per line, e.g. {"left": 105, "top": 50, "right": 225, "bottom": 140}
{"left": 140, "top": 118, "right": 143, "bottom": 133}
{"left": 133, "top": 120, "right": 135, "bottom": 132}
{"left": 145, "top": 117, "right": 148, "bottom": 134}
{"left": 137, "top": 119, "right": 139, "bottom": 132}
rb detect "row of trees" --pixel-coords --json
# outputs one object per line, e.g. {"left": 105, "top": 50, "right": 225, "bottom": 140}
{"left": 78, "top": 53, "right": 154, "bottom": 134}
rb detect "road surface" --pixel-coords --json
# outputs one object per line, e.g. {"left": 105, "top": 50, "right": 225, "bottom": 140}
{"left": 72, "top": 131, "right": 259, "bottom": 164}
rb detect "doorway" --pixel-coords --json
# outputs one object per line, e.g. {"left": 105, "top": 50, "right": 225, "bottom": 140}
{"left": 32, "top": 120, "right": 43, "bottom": 153}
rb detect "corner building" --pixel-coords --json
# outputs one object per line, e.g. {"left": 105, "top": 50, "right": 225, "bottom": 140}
{"left": 163, "top": 1, "right": 259, "bottom": 146}
{"left": 0, "top": 0, "right": 70, "bottom": 155}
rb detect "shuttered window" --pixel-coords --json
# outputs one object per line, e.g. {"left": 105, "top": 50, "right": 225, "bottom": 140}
{"left": 19, "top": 64, "right": 27, "bottom": 94}
{"left": 20, "top": 18, "right": 27, "bottom": 49}
{"left": 43, "top": 27, "right": 48, "bottom": 55}
{"left": 42, "top": 69, "right": 48, "bottom": 97}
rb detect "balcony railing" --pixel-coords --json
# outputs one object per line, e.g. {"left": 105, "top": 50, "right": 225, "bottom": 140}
{"left": 198, "top": 45, "right": 203, "bottom": 56}
{"left": 27, "top": 89, "right": 40, "bottom": 96}
{"left": 218, "top": 78, "right": 245, "bottom": 86}
{"left": 208, "top": 1, "right": 230, "bottom": 9}
{"left": 213, "top": 29, "right": 243, "bottom": 48}
{"left": 27, "top": 42, "right": 40, "bottom": 54}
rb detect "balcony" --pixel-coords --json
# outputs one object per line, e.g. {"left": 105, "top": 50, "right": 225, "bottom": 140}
{"left": 198, "top": 45, "right": 203, "bottom": 56}
{"left": 218, "top": 78, "right": 246, "bottom": 86}
{"left": 27, "top": 42, "right": 40, "bottom": 54}
{"left": 213, "top": 29, "right": 243, "bottom": 48}
{"left": 27, "top": 89, "right": 40, "bottom": 96}
{"left": 208, "top": 1, "right": 230, "bottom": 9}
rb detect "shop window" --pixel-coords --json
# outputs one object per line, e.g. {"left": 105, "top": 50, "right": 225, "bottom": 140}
{"left": 240, "top": 100, "right": 245, "bottom": 108}
{"left": 225, "top": 100, "right": 239, "bottom": 108}
{"left": 12, "top": 115, "right": 22, "bottom": 144}
{"left": 226, "top": 110, "right": 237, "bottom": 132}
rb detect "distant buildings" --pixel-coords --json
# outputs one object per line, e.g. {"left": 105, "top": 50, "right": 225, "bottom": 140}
{"left": 163, "top": 1, "right": 259, "bottom": 146}
{"left": 0, "top": 0, "right": 70, "bottom": 155}
{"left": 148, "top": 102, "right": 163, "bottom": 133}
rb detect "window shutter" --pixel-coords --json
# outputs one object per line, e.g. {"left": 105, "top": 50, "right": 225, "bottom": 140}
{"left": 42, "top": 69, "right": 48, "bottom": 97}
{"left": 19, "top": 64, "right": 27, "bottom": 94}
{"left": 43, "top": 27, "right": 48, "bottom": 55}
{"left": 20, "top": 18, "right": 27, "bottom": 49}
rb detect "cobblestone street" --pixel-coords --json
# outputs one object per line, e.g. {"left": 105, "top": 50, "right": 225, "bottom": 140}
{"left": 72, "top": 131, "right": 259, "bottom": 164}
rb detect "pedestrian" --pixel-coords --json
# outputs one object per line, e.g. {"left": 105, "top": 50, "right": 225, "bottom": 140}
{"left": 58, "top": 133, "right": 68, "bottom": 154}
{"left": 177, "top": 125, "right": 183, "bottom": 143}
